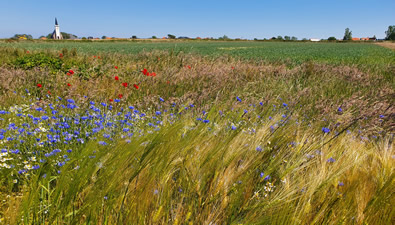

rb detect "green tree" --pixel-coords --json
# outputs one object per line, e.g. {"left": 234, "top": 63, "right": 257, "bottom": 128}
{"left": 152, "top": 36, "right": 157, "bottom": 39}
{"left": 277, "top": 36, "right": 283, "bottom": 40}
{"left": 291, "top": 36, "right": 298, "bottom": 41}
{"left": 385, "top": 25, "right": 395, "bottom": 40}
{"left": 12, "top": 34, "right": 33, "bottom": 40}
{"left": 284, "top": 36, "right": 291, "bottom": 41}
{"left": 328, "top": 37, "right": 337, "bottom": 41}
{"left": 102, "top": 36, "right": 107, "bottom": 39}
{"left": 167, "top": 34, "right": 176, "bottom": 39}
{"left": 343, "top": 28, "right": 352, "bottom": 41}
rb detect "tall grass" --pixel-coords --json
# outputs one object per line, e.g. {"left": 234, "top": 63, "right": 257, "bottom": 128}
{"left": 0, "top": 47, "right": 393, "bottom": 224}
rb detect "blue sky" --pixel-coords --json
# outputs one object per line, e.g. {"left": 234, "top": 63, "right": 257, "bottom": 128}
{"left": 1, "top": 0, "right": 394, "bottom": 39}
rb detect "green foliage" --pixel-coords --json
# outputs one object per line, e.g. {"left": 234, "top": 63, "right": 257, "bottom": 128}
{"left": 343, "top": 28, "right": 352, "bottom": 41}
{"left": 101, "top": 36, "right": 107, "bottom": 39}
{"left": 385, "top": 25, "right": 395, "bottom": 40}
{"left": 328, "top": 36, "right": 337, "bottom": 41}
{"left": 13, "top": 53, "right": 63, "bottom": 72}
{"left": 152, "top": 36, "right": 157, "bottom": 39}
{"left": 11, "top": 34, "right": 33, "bottom": 40}
{"left": 167, "top": 34, "right": 176, "bottom": 39}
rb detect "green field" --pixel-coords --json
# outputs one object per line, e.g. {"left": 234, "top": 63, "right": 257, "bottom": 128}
{"left": 1, "top": 40, "right": 394, "bottom": 66}
{"left": 0, "top": 42, "right": 393, "bottom": 224}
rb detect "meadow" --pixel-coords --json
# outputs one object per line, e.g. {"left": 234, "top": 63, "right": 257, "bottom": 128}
{"left": 0, "top": 41, "right": 394, "bottom": 224}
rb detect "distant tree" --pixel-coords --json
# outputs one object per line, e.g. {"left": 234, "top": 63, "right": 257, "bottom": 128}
{"left": 11, "top": 34, "right": 33, "bottom": 40}
{"left": 328, "top": 37, "right": 337, "bottom": 41}
{"left": 254, "top": 38, "right": 258, "bottom": 41}
{"left": 343, "top": 28, "right": 352, "bottom": 41}
{"left": 167, "top": 34, "right": 176, "bottom": 39}
{"left": 284, "top": 36, "right": 291, "bottom": 41}
{"left": 102, "top": 36, "right": 107, "bottom": 39}
{"left": 291, "top": 36, "right": 298, "bottom": 41}
{"left": 385, "top": 25, "right": 395, "bottom": 40}
{"left": 81, "top": 37, "right": 87, "bottom": 40}
{"left": 218, "top": 35, "right": 230, "bottom": 40}
{"left": 271, "top": 37, "right": 277, "bottom": 40}
{"left": 131, "top": 35, "right": 137, "bottom": 39}
{"left": 152, "top": 36, "right": 157, "bottom": 39}
{"left": 277, "top": 36, "right": 283, "bottom": 40}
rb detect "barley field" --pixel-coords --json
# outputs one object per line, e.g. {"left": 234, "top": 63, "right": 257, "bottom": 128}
{"left": 0, "top": 41, "right": 394, "bottom": 224}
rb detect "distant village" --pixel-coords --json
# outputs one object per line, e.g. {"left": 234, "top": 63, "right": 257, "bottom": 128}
{"left": 10, "top": 18, "right": 387, "bottom": 42}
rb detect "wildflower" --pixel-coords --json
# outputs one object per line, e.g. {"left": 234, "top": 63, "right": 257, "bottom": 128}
{"left": 115, "top": 76, "right": 119, "bottom": 81}
{"left": 327, "top": 157, "right": 336, "bottom": 163}
{"left": 159, "top": 97, "right": 164, "bottom": 102}
{"left": 338, "top": 107, "right": 342, "bottom": 112}
{"left": 59, "top": 53, "right": 63, "bottom": 57}
{"left": 187, "top": 65, "right": 191, "bottom": 69}
{"left": 133, "top": 84, "right": 139, "bottom": 89}
{"left": 142, "top": 68, "right": 147, "bottom": 75}
{"left": 260, "top": 172, "right": 264, "bottom": 178}
{"left": 37, "top": 84, "right": 42, "bottom": 88}
{"left": 236, "top": 96, "right": 242, "bottom": 102}
{"left": 114, "top": 99, "right": 120, "bottom": 103}
{"left": 203, "top": 119, "right": 210, "bottom": 123}
{"left": 114, "top": 66, "right": 118, "bottom": 69}
{"left": 67, "top": 72, "right": 71, "bottom": 76}
{"left": 98, "top": 141, "right": 108, "bottom": 145}
{"left": 69, "top": 69, "right": 74, "bottom": 74}
{"left": 256, "top": 146, "right": 263, "bottom": 152}
{"left": 156, "top": 111, "right": 161, "bottom": 115}
{"left": 282, "top": 103, "right": 288, "bottom": 107}
{"left": 122, "top": 82, "right": 128, "bottom": 87}
{"left": 109, "top": 99, "right": 113, "bottom": 102}
{"left": 379, "top": 115, "right": 385, "bottom": 118}
{"left": 264, "top": 175, "right": 271, "bottom": 181}
{"left": 118, "top": 94, "right": 123, "bottom": 99}
{"left": 338, "top": 181, "right": 344, "bottom": 186}
{"left": 322, "top": 127, "right": 330, "bottom": 133}
{"left": 231, "top": 125, "right": 237, "bottom": 130}
{"left": 67, "top": 83, "right": 71, "bottom": 87}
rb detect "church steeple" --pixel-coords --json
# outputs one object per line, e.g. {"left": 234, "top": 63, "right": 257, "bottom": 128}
{"left": 51, "top": 18, "right": 63, "bottom": 39}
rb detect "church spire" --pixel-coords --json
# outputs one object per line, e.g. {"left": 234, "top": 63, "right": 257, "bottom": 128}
{"left": 55, "top": 18, "right": 58, "bottom": 26}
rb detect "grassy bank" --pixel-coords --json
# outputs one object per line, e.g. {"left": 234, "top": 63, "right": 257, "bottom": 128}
{"left": 0, "top": 47, "right": 393, "bottom": 224}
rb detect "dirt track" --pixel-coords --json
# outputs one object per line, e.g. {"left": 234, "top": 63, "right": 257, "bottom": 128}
{"left": 375, "top": 42, "right": 395, "bottom": 50}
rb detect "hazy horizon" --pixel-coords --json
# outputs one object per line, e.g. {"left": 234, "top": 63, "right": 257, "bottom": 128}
{"left": 1, "top": 0, "right": 394, "bottom": 39}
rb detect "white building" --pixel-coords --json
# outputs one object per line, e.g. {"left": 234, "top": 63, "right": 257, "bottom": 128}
{"left": 51, "top": 18, "right": 63, "bottom": 40}
{"left": 309, "top": 38, "right": 320, "bottom": 42}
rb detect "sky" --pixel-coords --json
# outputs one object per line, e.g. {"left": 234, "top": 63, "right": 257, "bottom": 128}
{"left": 0, "top": 0, "right": 394, "bottom": 39}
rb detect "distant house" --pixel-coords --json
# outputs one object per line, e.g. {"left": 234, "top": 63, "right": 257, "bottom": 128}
{"left": 360, "top": 37, "right": 369, "bottom": 41}
{"left": 369, "top": 37, "right": 376, "bottom": 41}
{"left": 196, "top": 37, "right": 201, "bottom": 39}
{"left": 40, "top": 37, "right": 47, "bottom": 40}
{"left": 352, "top": 38, "right": 360, "bottom": 41}
{"left": 310, "top": 38, "right": 320, "bottom": 42}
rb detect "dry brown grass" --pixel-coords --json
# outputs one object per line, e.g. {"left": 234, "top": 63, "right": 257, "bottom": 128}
{"left": 376, "top": 42, "right": 395, "bottom": 50}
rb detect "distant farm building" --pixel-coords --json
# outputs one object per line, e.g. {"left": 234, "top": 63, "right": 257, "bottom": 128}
{"left": 310, "top": 38, "right": 320, "bottom": 42}
{"left": 352, "top": 38, "right": 360, "bottom": 41}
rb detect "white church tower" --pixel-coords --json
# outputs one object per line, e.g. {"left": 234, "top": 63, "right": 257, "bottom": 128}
{"left": 51, "top": 18, "right": 63, "bottom": 40}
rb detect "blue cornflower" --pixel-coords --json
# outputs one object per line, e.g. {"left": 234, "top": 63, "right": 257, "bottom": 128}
{"left": 155, "top": 111, "right": 161, "bottom": 115}
{"left": 90, "top": 101, "right": 95, "bottom": 105}
{"left": 338, "top": 107, "right": 342, "bottom": 112}
{"left": 203, "top": 119, "right": 210, "bottom": 123}
{"left": 327, "top": 157, "right": 336, "bottom": 163}
{"left": 256, "top": 146, "right": 263, "bottom": 152}
{"left": 123, "top": 128, "right": 130, "bottom": 132}
{"left": 282, "top": 103, "right": 288, "bottom": 107}
{"left": 231, "top": 125, "right": 237, "bottom": 130}
{"left": 67, "top": 99, "right": 75, "bottom": 104}
{"left": 338, "top": 181, "right": 344, "bottom": 186}
{"left": 264, "top": 175, "right": 271, "bottom": 181}
{"left": 159, "top": 97, "right": 164, "bottom": 102}
{"left": 379, "top": 115, "right": 385, "bottom": 118}
{"left": 196, "top": 118, "right": 202, "bottom": 121}
{"left": 236, "top": 96, "right": 242, "bottom": 102}
{"left": 322, "top": 127, "right": 330, "bottom": 133}
{"left": 260, "top": 172, "right": 264, "bottom": 178}
{"left": 98, "top": 141, "right": 108, "bottom": 146}
{"left": 41, "top": 116, "right": 49, "bottom": 120}
{"left": 244, "top": 109, "right": 248, "bottom": 114}
{"left": 114, "top": 99, "right": 120, "bottom": 103}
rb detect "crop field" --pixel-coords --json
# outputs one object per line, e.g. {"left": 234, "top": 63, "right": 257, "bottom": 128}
{"left": 1, "top": 40, "right": 394, "bottom": 66}
{"left": 0, "top": 41, "right": 394, "bottom": 224}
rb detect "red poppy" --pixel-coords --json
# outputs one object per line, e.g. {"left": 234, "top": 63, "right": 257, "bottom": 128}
{"left": 59, "top": 53, "right": 63, "bottom": 57}
{"left": 114, "top": 66, "right": 118, "bottom": 69}
{"left": 231, "top": 66, "right": 235, "bottom": 70}
{"left": 122, "top": 82, "right": 128, "bottom": 87}
{"left": 167, "top": 81, "right": 170, "bottom": 84}
{"left": 133, "top": 84, "right": 139, "bottom": 89}
{"left": 115, "top": 76, "right": 119, "bottom": 81}
{"left": 109, "top": 99, "right": 113, "bottom": 102}
{"left": 26, "top": 51, "right": 30, "bottom": 54}
{"left": 69, "top": 69, "right": 74, "bottom": 74}
{"left": 147, "top": 72, "right": 150, "bottom": 76}
{"left": 98, "top": 56, "right": 101, "bottom": 59}
{"left": 187, "top": 65, "right": 191, "bottom": 69}
{"left": 142, "top": 68, "right": 148, "bottom": 75}
{"left": 93, "top": 55, "right": 96, "bottom": 58}
{"left": 66, "top": 72, "right": 71, "bottom": 76}
{"left": 37, "top": 83, "right": 42, "bottom": 88}
{"left": 47, "top": 91, "right": 51, "bottom": 95}
{"left": 118, "top": 94, "right": 123, "bottom": 99}
{"left": 67, "top": 83, "right": 71, "bottom": 87}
